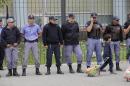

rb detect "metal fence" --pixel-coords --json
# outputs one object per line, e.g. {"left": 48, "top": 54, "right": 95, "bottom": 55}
{"left": 0, "top": 0, "right": 129, "bottom": 65}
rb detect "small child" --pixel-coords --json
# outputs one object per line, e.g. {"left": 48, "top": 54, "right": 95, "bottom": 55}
{"left": 100, "top": 34, "right": 116, "bottom": 74}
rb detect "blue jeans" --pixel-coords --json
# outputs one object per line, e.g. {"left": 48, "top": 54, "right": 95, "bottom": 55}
{"left": 5, "top": 47, "right": 18, "bottom": 69}
{"left": 110, "top": 41, "right": 120, "bottom": 63}
{"left": 46, "top": 44, "right": 61, "bottom": 67}
{"left": 64, "top": 45, "right": 82, "bottom": 65}
{"left": 126, "top": 38, "right": 130, "bottom": 64}
{"left": 22, "top": 42, "right": 40, "bottom": 69}
{"left": 86, "top": 38, "right": 102, "bottom": 67}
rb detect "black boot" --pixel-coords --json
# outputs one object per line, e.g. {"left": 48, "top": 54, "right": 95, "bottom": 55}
{"left": 110, "top": 69, "right": 117, "bottom": 74}
{"left": 22, "top": 68, "right": 26, "bottom": 76}
{"left": 6, "top": 69, "right": 12, "bottom": 77}
{"left": 116, "top": 63, "right": 122, "bottom": 71}
{"left": 87, "top": 66, "right": 90, "bottom": 68}
{"left": 100, "top": 67, "right": 106, "bottom": 72}
{"left": 36, "top": 68, "right": 42, "bottom": 75}
{"left": 77, "top": 64, "right": 83, "bottom": 73}
{"left": 100, "top": 69, "right": 106, "bottom": 72}
{"left": 68, "top": 65, "right": 75, "bottom": 73}
{"left": 13, "top": 68, "right": 20, "bottom": 76}
{"left": 0, "top": 65, "right": 4, "bottom": 70}
{"left": 57, "top": 66, "right": 64, "bottom": 74}
{"left": 45, "top": 67, "right": 51, "bottom": 75}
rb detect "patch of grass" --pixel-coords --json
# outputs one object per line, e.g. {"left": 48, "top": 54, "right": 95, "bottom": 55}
{"left": 3, "top": 41, "right": 127, "bottom": 66}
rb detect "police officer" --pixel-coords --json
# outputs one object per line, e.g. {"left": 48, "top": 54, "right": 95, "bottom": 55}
{"left": 85, "top": 13, "right": 103, "bottom": 68}
{"left": 124, "top": 13, "right": 130, "bottom": 63}
{"left": 104, "top": 16, "right": 123, "bottom": 71}
{"left": 62, "top": 14, "right": 83, "bottom": 73}
{"left": 1, "top": 18, "right": 21, "bottom": 76}
{"left": 42, "top": 16, "right": 64, "bottom": 75}
{"left": 21, "top": 15, "right": 42, "bottom": 76}
{"left": 0, "top": 18, "right": 5, "bottom": 70}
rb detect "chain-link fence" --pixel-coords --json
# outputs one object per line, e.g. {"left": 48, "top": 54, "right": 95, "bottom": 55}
{"left": 0, "top": 0, "right": 129, "bottom": 65}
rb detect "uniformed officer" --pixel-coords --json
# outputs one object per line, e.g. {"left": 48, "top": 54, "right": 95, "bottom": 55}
{"left": 104, "top": 16, "right": 123, "bottom": 71}
{"left": 1, "top": 18, "right": 21, "bottom": 76}
{"left": 42, "top": 16, "right": 64, "bottom": 75}
{"left": 85, "top": 12, "right": 103, "bottom": 68}
{"left": 21, "top": 15, "right": 42, "bottom": 76}
{"left": 123, "top": 13, "right": 130, "bottom": 64}
{"left": 62, "top": 14, "right": 83, "bottom": 73}
{"left": 0, "top": 18, "right": 5, "bottom": 70}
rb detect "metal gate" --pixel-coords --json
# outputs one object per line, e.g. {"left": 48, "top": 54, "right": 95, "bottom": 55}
{"left": 0, "top": 0, "right": 129, "bottom": 65}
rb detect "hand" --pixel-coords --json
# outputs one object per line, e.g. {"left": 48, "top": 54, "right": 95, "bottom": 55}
{"left": 13, "top": 43, "right": 18, "bottom": 47}
{"left": 90, "top": 17, "right": 94, "bottom": 23}
{"left": 128, "top": 25, "right": 130, "bottom": 30}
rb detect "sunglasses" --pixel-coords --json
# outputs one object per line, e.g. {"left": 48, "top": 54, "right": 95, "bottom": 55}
{"left": 115, "top": 20, "right": 119, "bottom": 21}
{"left": 8, "top": 21, "right": 14, "bottom": 23}
{"left": 93, "top": 17, "right": 97, "bottom": 19}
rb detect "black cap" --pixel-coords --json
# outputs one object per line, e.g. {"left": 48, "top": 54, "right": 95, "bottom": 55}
{"left": 91, "top": 12, "right": 98, "bottom": 17}
{"left": 28, "top": 15, "right": 35, "bottom": 19}
{"left": 112, "top": 16, "right": 120, "bottom": 20}
{"left": 49, "top": 16, "right": 57, "bottom": 20}
{"left": 68, "top": 13, "right": 75, "bottom": 18}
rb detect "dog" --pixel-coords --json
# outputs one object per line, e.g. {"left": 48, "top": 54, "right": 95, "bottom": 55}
{"left": 124, "top": 66, "right": 130, "bottom": 82}
{"left": 85, "top": 65, "right": 100, "bottom": 77}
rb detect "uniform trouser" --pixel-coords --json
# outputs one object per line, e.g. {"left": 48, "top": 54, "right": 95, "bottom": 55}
{"left": 101, "top": 43, "right": 113, "bottom": 71}
{"left": 5, "top": 47, "right": 18, "bottom": 69}
{"left": 22, "top": 42, "right": 40, "bottom": 69}
{"left": 110, "top": 41, "right": 120, "bottom": 63}
{"left": 64, "top": 45, "right": 82, "bottom": 65}
{"left": 86, "top": 38, "right": 102, "bottom": 67}
{"left": 126, "top": 38, "right": 130, "bottom": 64}
{"left": 0, "top": 47, "right": 5, "bottom": 67}
{"left": 46, "top": 44, "right": 61, "bottom": 67}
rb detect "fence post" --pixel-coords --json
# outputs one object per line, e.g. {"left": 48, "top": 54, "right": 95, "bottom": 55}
{"left": 61, "top": 0, "right": 66, "bottom": 24}
{"left": 61, "top": 0, "right": 66, "bottom": 63}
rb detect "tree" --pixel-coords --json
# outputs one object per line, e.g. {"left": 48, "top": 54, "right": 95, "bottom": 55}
{"left": 0, "top": 0, "right": 9, "bottom": 19}
{"left": 0, "top": 0, "right": 7, "bottom": 7}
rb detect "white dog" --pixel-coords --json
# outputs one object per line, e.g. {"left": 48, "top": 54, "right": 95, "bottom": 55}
{"left": 124, "top": 66, "right": 130, "bottom": 82}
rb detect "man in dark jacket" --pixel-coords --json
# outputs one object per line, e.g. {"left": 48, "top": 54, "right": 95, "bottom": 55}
{"left": 42, "top": 16, "right": 64, "bottom": 75}
{"left": 1, "top": 18, "right": 21, "bottom": 76}
{"left": 85, "top": 13, "right": 103, "bottom": 68}
{"left": 104, "top": 16, "right": 123, "bottom": 71}
{"left": 62, "top": 14, "right": 83, "bottom": 73}
{"left": 0, "top": 18, "right": 5, "bottom": 70}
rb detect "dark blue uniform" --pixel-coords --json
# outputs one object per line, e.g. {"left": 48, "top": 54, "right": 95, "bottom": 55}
{"left": 43, "top": 23, "right": 63, "bottom": 68}
{"left": 0, "top": 26, "right": 5, "bottom": 70}
{"left": 42, "top": 21, "right": 64, "bottom": 75}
